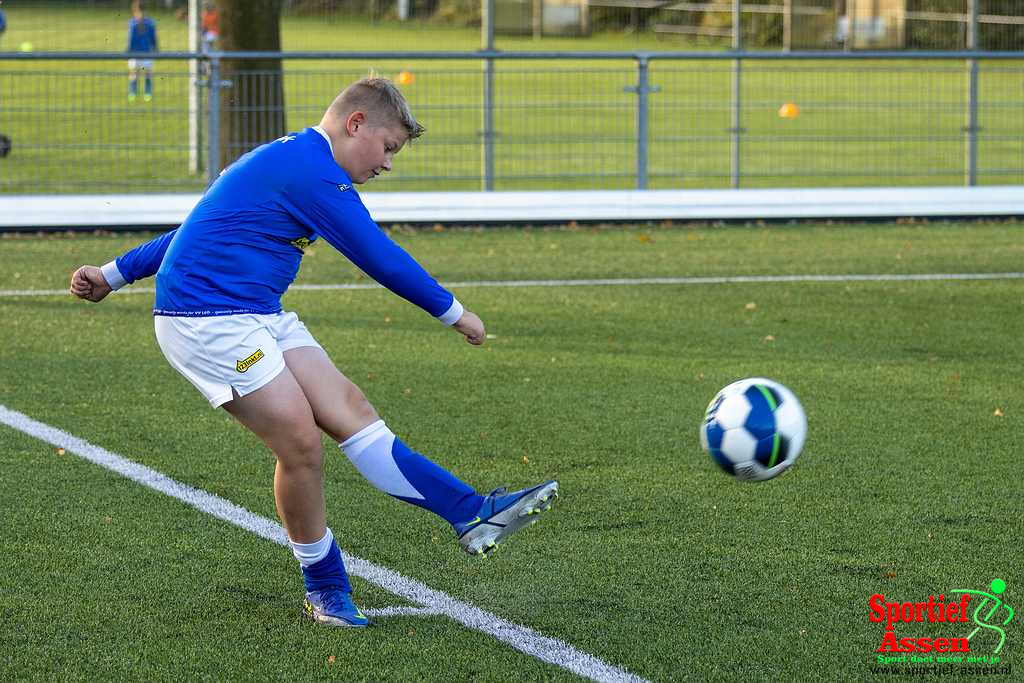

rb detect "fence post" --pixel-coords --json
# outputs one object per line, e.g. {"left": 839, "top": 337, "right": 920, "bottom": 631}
{"left": 482, "top": 0, "right": 496, "bottom": 191}
{"left": 636, "top": 57, "right": 651, "bottom": 189}
{"left": 783, "top": 0, "right": 792, "bottom": 52}
{"left": 846, "top": 0, "right": 857, "bottom": 51}
{"left": 965, "top": 0, "right": 979, "bottom": 186}
{"left": 188, "top": 0, "right": 202, "bottom": 175}
{"left": 731, "top": 0, "right": 743, "bottom": 189}
{"left": 207, "top": 55, "right": 222, "bottom": 187}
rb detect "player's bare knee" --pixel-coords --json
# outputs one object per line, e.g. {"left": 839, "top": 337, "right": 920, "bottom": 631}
{"left": 347, "top": 384, "right": 379, "bottom": 425}
{"left": 352, "top": 396, "right": 378, "bottom": 426}
{"left": 276, "top": 430, "right": 324, "bottom": 471}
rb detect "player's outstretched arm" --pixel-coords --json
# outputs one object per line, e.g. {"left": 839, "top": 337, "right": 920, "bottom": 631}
{"left": 453, "top": 310, "right": 485, "bottom": 346}
{"left": 73, "top": 228, "right": 178, "bottom": 303}
{"left": 69, "top": 265, "right": 112, "bottom": 303}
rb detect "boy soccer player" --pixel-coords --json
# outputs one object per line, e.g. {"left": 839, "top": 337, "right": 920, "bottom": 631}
{"left": 70, "top": 77, "right": 557, "bottom": 628}
{"left": 126, "top": 1, "right": 158, "bottom": 102}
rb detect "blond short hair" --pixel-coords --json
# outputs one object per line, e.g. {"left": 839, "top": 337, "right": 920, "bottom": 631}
{"left": 328, "top": 77, "right": 425, "bottom": 140}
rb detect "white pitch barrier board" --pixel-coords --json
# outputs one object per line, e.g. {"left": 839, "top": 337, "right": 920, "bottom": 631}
{"left": 1, "top": 187, "right": 1022, "bottom": 229}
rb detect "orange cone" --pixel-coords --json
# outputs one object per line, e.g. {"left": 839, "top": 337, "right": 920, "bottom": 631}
{"left": 778, "top": 102, "right": 800, "bottom": 119}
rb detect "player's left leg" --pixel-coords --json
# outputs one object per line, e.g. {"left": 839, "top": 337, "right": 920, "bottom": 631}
{"left": 142, "top": 64, "right": 153, "bottom": 101}
{"left": 154, "top": 312, "right": 366, "bottom": 626}
{"left": 221, "top": 372, "right": 366, "bottom": 628}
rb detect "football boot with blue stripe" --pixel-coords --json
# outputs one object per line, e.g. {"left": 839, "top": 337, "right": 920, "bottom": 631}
{"left": 453, "top": 480, "right": 559, "bottom": 557}
{"left": 303, "top": 589, "right": 369, "bottom": 628}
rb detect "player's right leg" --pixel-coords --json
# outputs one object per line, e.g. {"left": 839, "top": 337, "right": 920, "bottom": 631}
{"left": 127, "top": 60, "right": 139, "bottom": 102}
{"left": 282, "top": 344, "right": 483, "bottom": 522}
{"left": 278, "top": 330, "right": 559, "bottom": 557}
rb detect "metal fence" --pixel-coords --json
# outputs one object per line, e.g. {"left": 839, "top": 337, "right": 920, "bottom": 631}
{"left": 1, "top": 50, "right": 1022, "bottom": 194}
{"left": 1, "top": 0, "right": 1022, "bottom": 53}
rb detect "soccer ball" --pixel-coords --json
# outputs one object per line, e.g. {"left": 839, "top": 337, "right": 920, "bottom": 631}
{"left": 700, "top": 377, "right": 807, "bottom": 482}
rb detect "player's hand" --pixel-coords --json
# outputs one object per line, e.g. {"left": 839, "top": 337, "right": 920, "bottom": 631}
{"left": 453, "top": 310, "right": 485, "bottom": 346}
{"left": 69, "top": 265, "right": 113, "bottom": 303}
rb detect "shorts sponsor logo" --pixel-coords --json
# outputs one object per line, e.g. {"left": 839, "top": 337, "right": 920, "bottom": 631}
{"left": 236, "top": 349, "right": 264, "bottom": 373}
{"left": 291, "top": 237, "right": 311, "bottom": 252}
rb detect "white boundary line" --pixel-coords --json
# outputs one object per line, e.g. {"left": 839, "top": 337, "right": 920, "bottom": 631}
{"left": 3, "top": 271, "right": 1024, "bottom": 298}
{"left": 0, "top": 404, "right": 648, "bottom": 683}
{"left": 364, "top": 606, "right": 443, "bottom": 618}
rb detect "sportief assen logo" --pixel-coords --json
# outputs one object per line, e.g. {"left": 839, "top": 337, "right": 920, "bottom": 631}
{"left": 872, "top": 592, "right": 973, "bottom": 653}
{"left": 869, "top": 579, "right": 1012, "bottom": 673}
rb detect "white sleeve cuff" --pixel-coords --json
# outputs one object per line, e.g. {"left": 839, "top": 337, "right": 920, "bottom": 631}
{"left": 437, "top": 297, "right": 464, "bottom": 326}
{"left": 101, "top": 260, "right": 128, "bottom": 291}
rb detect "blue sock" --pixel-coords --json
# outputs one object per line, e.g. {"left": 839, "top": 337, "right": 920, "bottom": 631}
{"left": 390, "top": 437, "right": 483, "bottom": 524}
{"left": 144, "top": 77, "right": 152, "bottom": 97}
{"left": 300, "top": 539, "right": 351, "bottom": 593}
{"left": 129, "top": 79, "right": 138, "bottom": 96}
{"left": 341, "top": 421, "right": 484, "bottom": 525}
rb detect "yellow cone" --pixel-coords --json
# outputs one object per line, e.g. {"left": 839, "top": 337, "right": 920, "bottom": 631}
{"left": 397, "top": 70, "right": 415, "bottom": 86}
{"left": 778, "top": 102, "right": 800, "bottom": 119}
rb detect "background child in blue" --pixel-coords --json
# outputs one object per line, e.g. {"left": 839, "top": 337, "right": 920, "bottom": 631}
{"left": 70, "top": 77, "right": 558, "bottom": 628}
{"left": 126, "top": 1, "right": 158, "bottom": 102}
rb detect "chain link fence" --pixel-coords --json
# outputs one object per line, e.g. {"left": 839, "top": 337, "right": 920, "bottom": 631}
{"left": 1, "top": 51, "right": 1022, "bottom": 193}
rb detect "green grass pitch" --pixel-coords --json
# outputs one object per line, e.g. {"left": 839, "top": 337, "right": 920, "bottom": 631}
{"left": 0, "top": 220, "right": 1021, "bottom": 680}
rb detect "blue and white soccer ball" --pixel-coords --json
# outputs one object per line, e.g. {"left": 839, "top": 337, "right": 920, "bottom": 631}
{"left": 700, "top": 378, "right": 807, "bottom": 482}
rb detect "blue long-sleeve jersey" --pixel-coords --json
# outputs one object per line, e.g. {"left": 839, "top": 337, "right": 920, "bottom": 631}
{"left": 111, "top": 127, "right": 459, "bottom": 321}
{"left": 127, "top": 16, "right": 158, "bottom": 52}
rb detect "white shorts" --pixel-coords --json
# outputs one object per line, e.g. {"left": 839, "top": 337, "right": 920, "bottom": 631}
{"left": 154, "top": 311, "right": 321, "bottom": 408}
{"left": 128, "top": 59, "right": 154, "bottom": 71}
